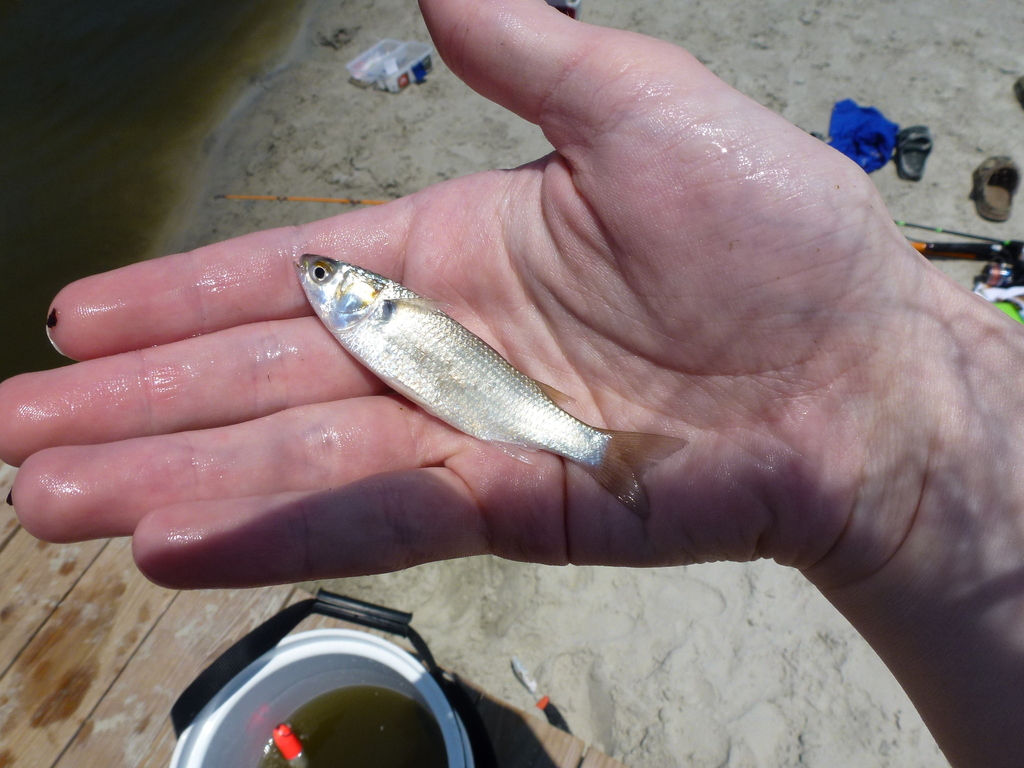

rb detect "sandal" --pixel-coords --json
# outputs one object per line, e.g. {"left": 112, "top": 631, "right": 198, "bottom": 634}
{"left": 971, "top": 156, "right": 1020, "bottom": 222}
{"left": 894, "top": 125, "right": 932, "bottom": 181}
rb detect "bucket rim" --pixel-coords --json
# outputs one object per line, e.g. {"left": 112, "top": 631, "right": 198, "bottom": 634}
{"left": 169, "top": 628, "right": 472, "bottom": 768}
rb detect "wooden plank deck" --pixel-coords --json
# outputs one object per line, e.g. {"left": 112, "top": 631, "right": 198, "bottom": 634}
{"left": 0, "top": 475, "right": 626, "bottom": 768}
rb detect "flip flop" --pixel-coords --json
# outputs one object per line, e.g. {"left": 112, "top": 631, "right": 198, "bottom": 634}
{"left": 971, "top": 156, "right": 1019, "bottom": 222}
{"left": 894, "top": 125, "right": 932, "bottom": 181}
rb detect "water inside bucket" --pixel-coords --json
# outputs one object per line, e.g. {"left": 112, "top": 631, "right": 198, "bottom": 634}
{"left": 256, "top": 684, "right": 447, "bottom": 768}
{"left": 169, "top": 630, "right": 471, "bottom": 768}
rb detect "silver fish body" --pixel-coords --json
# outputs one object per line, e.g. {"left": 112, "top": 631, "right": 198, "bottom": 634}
{"left": 296, "top": 255, "right": 683, "bottom": 518}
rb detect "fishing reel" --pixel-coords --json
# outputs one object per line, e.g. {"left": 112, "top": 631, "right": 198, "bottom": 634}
{"left": 897, "top": 220, "right": 1024, "bottom": 289}
{"left": 976, "top": 260, "right": 1024, "bottom": 289}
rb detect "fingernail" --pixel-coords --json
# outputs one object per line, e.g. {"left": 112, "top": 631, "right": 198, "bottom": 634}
{"left": 45, "top": 307, "right": 67, "bottom": 357}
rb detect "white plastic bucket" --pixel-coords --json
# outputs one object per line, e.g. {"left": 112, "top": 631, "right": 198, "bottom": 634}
{"left": 169, "top": 629, "right": 474, "bottom": 768}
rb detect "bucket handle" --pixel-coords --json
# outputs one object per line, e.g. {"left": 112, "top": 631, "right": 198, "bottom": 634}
{"left": 170, "top": 589, "right": 497, "bottom": 768}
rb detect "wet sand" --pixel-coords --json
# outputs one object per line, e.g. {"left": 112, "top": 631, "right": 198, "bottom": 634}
{"left": 21, "top": 0, "right": 1024, "bottom": 764}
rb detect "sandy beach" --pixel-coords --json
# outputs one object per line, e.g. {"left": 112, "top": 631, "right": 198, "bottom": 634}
{"left": 11, "top": 0, "right": 1024, "bottom": 764}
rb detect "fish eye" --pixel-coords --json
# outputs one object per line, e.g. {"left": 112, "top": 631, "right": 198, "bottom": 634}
{"left": 311, "top": 261, "right": 332, "bottom": 283}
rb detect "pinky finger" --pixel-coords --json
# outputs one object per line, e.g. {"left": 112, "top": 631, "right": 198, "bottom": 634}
{"left": 132, "top": 468, "right": 496, "bottom": 589}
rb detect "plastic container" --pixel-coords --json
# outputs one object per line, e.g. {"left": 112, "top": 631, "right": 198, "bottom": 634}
{"left": 346, "top": 40, "right": 433, "bottom": 92}
{"left": 169, "top": 629, "right": 473, "bottom": 768}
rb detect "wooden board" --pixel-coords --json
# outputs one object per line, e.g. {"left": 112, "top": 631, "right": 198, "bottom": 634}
{"left": 0, "top": 462, "right": 19, "bottom": 553}
{"left": 0, "top": 536, "right": 175, "bottom": 768}
{"left": 0, "top": 531, "right": 107, "bottom": 680}
{"left": 55, "top": 583, "right": 299, "bottom": 768}
{"left": 0, "top": 509, "right": 17, "bottom": 554}
{"left": 579, "top": 746, "right": 629, "bottom": 768}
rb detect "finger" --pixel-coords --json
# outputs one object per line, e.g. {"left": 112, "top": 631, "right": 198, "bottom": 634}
{"left": 0, "top": 316, "right": 383, "bottom": 465}
{"left": 132, "top": 462, "right": 569, "bottom": 589}
{"left": 46, "top": 199, "right": 413, "bottom": 360}
{"left": 420, "top": 0, "right": 718, "bottom": 144}
{"left": 12, "top": 395, "right": 464, "bottom": 542}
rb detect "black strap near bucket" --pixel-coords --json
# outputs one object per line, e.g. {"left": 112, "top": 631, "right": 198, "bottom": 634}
{"left": 170, "top": 589, "right": 497, "bottom": 768}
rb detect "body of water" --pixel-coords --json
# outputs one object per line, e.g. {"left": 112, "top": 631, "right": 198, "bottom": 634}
{"left": 0, "top": 0, "right": 306, "bottom": 380}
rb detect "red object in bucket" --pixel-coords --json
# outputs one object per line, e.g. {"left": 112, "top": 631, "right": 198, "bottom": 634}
{"left": 272, "top": 724, "right": 307, "bottom": 766}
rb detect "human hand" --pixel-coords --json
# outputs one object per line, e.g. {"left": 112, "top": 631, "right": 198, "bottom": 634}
{"left": 0, "top": 0, "right": 987, "bottom": 587}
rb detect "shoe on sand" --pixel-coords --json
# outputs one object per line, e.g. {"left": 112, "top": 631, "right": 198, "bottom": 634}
{"left": 1014, "top": 76, "right": 1024, "bottom": 109}
{"left": 894, "top": 125, "right": 932, "bottom": 181}
{"left": 971, "top": 156, "right": 1019, "bottom": 222}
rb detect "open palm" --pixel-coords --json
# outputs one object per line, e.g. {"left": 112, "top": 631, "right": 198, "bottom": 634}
{"left": 1, "top": 0, "right": 943, "bottom": 590}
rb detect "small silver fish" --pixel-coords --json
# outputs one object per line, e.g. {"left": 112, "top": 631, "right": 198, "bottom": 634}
{"left": 296, "top": 255, "right": 684, "bottom": 518}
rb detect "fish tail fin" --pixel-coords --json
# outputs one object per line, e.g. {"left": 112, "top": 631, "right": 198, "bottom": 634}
{"left": 587, "top": 430, "right": 687, "bottom": 519}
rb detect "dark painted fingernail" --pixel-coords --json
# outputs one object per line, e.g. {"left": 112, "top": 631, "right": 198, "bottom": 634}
{"left": 46, "top": 308, "right": 67, "bottom": 357}
{"left": 5, "top": 490, "right": 11, "bottom": 506}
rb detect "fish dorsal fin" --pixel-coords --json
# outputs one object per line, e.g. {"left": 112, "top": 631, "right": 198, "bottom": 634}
{"left": 535, "top": 380, "right": 572, "bottom": 407}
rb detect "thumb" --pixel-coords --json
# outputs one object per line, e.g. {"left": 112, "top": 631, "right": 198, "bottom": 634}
{"left": 418, "top": 0, "right": 721, "bottom": 148}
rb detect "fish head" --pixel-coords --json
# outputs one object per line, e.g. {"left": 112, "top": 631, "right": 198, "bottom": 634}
{"left": 296, "top": 254, "right": 386, "bottom": 331}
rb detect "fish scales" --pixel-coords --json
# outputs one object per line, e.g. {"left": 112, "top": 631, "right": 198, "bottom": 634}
{"left": 342, "top": 284, "right": 609, "bottom": 466}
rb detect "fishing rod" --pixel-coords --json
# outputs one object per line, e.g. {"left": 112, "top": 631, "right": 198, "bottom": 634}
{"left": 895, "top": 220, "right": 1024, "bottom": 287}
{"left": 895, "top": 220, "right": 1022, "bottom": 261}
{"left": 215, "top": 194, "right": 389, "bottom": 205}
{"left": 895, "top": 220, "right": 1014, "bottom": 245}
{"left": 908, "top": 240, "right": 1019, "bottom": 261}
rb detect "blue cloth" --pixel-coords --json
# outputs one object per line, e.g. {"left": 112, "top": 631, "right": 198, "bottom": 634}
{"left": 828, "top": 99, "right": 899, "bottom": 173}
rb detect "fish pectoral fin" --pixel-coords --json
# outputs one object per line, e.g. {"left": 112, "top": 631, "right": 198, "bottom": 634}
{"left": 390, "top": 296, "right": 444, "bottom": 313}
{"left": 588, "top": 431, "right": 687, "bottom": 520}
{"left": 535, "top": 380, "right": 573, "bottom": 407}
